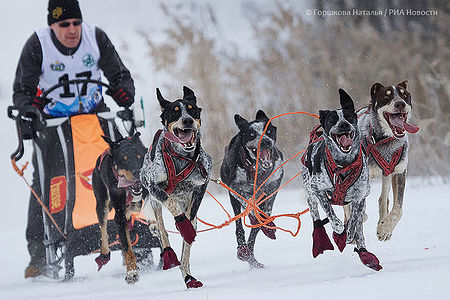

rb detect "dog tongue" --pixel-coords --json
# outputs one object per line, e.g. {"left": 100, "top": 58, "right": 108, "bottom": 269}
{"left": 404, "top": 122, "right": 419, "bottom": 133}
{"left": 117, "top": 176, "right": 138, "bottom": 188}
{"left": 177, "top": 129, "right": 193, "bottom": 143}
{"left": 339, "top": 134, "right": 353, "bottom": 147}
{"left": 390, "top": 115, "right": 420, "bottom": 133}
{"left": 259, "top": 149, "right": 270, "bottom": 160}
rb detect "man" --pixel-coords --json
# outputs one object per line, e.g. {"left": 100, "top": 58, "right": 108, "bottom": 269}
{"left": 13, "top": 0, "right": 135, "bottom": 278}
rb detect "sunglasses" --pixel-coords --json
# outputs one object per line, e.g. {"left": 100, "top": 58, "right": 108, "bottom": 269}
{"left": 58, "top": 20, "right": 82, "bottom": 28}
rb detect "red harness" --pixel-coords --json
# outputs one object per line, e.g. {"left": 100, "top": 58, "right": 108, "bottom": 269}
{"left": 324, "top": 145, "right": 364, "bottom": 205}
{"left": 364, "top": 126, "right": 404, "bottom": 177}
{"left": 301, "top": 125, "right": 363, "bottom": 206}
{"left": 149, "top": 130, "right": 207, "bottom": 195}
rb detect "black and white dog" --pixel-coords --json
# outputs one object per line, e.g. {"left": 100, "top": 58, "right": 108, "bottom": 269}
{"left": 220, "top": 110, "right": 283, "bottom": 269}
{"left": 301, "top": 89, "right": 382, "bottom": 271}
{"left": 349, "top": 81, "right": 419, "bottom": 241}
{"left": 140, "top": 86, "right": 212, "bottom": 288}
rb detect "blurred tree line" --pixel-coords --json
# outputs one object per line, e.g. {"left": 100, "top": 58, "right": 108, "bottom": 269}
{"left": 139, "top": 0, "right": 449, "bottom": 182}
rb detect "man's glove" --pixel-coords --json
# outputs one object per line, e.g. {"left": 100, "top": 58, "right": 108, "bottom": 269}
{"left": 107, "top": 87, "right": 134, "bottom": 108}
{"left": 31, "top": 96, "right": 50, "bottom": 111}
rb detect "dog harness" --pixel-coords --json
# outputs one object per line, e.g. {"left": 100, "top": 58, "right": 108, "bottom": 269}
{"left": 324, "top": 144, "right": 364, "bottom": 205}
{"left": 301, "top": 125, "right": 363, "bottom": 206}
{"left": 149, "top": 130, "right": 207, "bottom": 195}
{"left": 363, "top": 126, "right": 404, "bottom": 176}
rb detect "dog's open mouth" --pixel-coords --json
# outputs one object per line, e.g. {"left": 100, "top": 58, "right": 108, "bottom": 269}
{"left": 173, "top": 128, "right": 197, "bottom": 150}
{"left": 250, "top": 147, "right": 273, "bottom": 170}
{"left": 383, "top": 112, "right": 419, "bottom": 138}
{"left": 333, "top": 132, "right": 354, "bottom": 153}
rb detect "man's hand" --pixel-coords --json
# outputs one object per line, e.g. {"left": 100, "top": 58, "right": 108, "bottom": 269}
{"left": 31, "top": 96, "right": 50, "bottom": 111}
{"left": 107, "top": 87, "right": 134, "bottom": 108}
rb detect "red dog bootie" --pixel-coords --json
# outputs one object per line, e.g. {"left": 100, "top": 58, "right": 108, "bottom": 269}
{"left": 95, "top": 252, "right": 111, "bottom": 271}
{"left": 161, "top": 247, "right": 181, "bottom": 270}
{"left": 248, "top": 214, "right": 276, "bottom": 240}
{"left": 237, "top": 245, "right": 253, "bottom": 261}
{"left": 312, "top": 219, "right": 334, "bottom": 258}
{"left": 185, "top": 275, "right": 203, "bottom": 288}
{"left": 355, "top": 248, "right": 382, "bottom": 271}
{"left": 333, "top": 230, "right": 347, "bottom": 252}
{"left": 175, "top": 213, "right": 196, "bottom": 244}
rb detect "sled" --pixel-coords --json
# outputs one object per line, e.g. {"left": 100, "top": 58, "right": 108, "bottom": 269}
{"left": 8, "top": 79, "right": 161, "bottom": 280}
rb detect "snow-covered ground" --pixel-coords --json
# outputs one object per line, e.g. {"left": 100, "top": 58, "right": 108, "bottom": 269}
{"left": 1, "top": 176, "right": 450, "bottom": 300}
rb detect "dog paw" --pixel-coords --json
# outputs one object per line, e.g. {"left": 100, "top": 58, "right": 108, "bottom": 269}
{"left": 376, "top": 215, "right": 399, "bottom": 241}
{"left": 125, "top": 270, "right": 139, "bottom": 284}
{"left": 355, "top": 248, "right": 382, "bottom": 271}
{"left": 161, "top": 247, "right": 181, "bottom": 270}
{"left": 237, "top": 245, "right": 253, "bottom": 261}
{"left": 312, "top": 221, "right": 334, "bottom": 258}
{"left": 261, "top": 221, "right": 277, "bottom": 240}
{"left": 95, "top": 252, "right": 111, "bottom": 271}
{"left": 174, "top": 213, "right": 196, "bottom": 244}
{"left": 332, "top": 230, "right": 347, "bottom": 252}
{"left": 185, "top": 275, "right": 203, "bottom": 288}
{"left": 249, "top": 258, "right": 265, "bottom": 269}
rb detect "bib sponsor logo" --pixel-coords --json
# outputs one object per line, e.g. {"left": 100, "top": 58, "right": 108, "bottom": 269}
{"left": 49, "top": 176, "right": 67, "bottom": 214}
{"left": 82, "top": 53, "right": 95, "bottom": 68}
{"left": 50, "top": 61, "right": 65, "bottom": 71}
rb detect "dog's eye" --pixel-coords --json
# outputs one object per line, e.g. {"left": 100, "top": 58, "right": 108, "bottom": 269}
{"left": 123, "top": 156, "right": 127, "bottom": 160}
{"left": 250, "top": 132, "right": 256, "bottom": 138}
{"left": 386, "top": 90, "right": 391, "bottom": 96}
{"left": 174, "top": 106, "right": 179, "bottom": 111}
{"left": 399, "top": 89, "right": 404, "bottom": 94}
{"left": 188, "top": 105, "right": 192, "bottom": 109}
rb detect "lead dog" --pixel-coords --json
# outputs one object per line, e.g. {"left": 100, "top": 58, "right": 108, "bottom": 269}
{"left": 348, "top": 81, "right": 419, "bottom": 241}
{"left": 140, "top": 86, "right": 212, "bottom": 288}
{"left": 220, "top": 110, "right": 283, "bottom": 269}
{"left": 301, "top": 89, "right": 382, "bottom": 271}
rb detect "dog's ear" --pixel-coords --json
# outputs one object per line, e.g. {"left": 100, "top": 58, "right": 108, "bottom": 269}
{"left": 255, "top": 110, "right": 269, "bottom": 121}
{"left": 338, "top": 88, "right": 355, "bottom": 112}
{"left": 234, "top": 114, "right": 249, "bottom": 130}
{"left": 183, "top": 86, "right": 197, "bottom": 103}
{"left": 370, "top": 83, "right": 384, "bottom": 99}
{"left": 102, "top": 135, "right": 116, "bottom": 148}
{"left": 319, "top": 110, "right": 329, "bottom": 129}
{"left": 156, "top": 88, "right": 171, "bottom": 111}
{"left": 397, "top": 80, "right": 408, "bottom": 90}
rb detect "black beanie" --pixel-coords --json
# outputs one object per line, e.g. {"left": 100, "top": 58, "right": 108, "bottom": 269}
{"left": 48, "top": 0, "right": 82, "bottom": 25}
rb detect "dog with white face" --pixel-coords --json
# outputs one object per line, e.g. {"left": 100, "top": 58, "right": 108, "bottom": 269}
{"left": 351, "top": 81, "right": 419, "bottom": 241}
{"left": 140, "top": 86, "right": 212, "bottom": 288}
{"left": 301, "top": 89, "right": 382, "bottom": 271}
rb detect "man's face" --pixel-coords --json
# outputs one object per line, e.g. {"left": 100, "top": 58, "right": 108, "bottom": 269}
{"left": 50, "top": 18, "right": 82, "bottom": 48}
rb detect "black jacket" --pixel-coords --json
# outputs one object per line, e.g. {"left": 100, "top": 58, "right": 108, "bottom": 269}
{"left": 13, "top": 26, "right": 134, "bottom": 109}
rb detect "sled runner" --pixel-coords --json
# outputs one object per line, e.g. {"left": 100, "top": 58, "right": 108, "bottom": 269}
{"left": 9, "top": 79, "right": 161, "bottom": 280}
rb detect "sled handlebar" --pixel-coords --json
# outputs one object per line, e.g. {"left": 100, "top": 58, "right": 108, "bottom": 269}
{"left": 39, "top": 79, "right": 112, "bottom": 99}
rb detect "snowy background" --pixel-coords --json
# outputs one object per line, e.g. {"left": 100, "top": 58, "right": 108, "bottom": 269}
{"left": 1, "top": 1, "right": 449, "bottom": 299}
